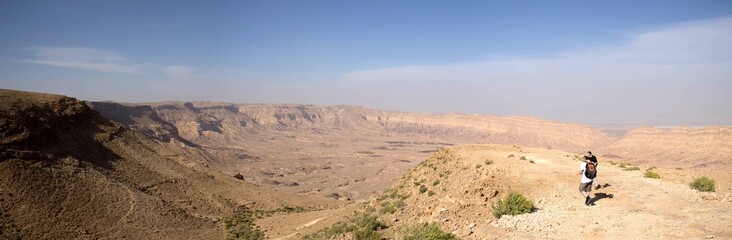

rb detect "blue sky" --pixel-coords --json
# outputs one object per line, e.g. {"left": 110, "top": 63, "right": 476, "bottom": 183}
{"left": 1, "top": 0, "right": 731, "bottom": 125}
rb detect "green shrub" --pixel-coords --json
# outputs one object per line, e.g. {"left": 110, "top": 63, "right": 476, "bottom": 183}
{"left": 676, "top": 167, "right": 683, "bottom": 170}
{"left": 690, "top": 176, "right": 716, "bottom": 192}
{"left": 404, "top": 222, "right": 458, "bottom": 240}
{"left": 419, "top": 185, "right": 428, "bottom": 194}
{"left": 623, "top": 166, "right": 640, "bottom": 171}
{"left": 427, "top": 190, "right": 436, "bottom": 197}
{"left": 492, "top": 192, "right": 534, "bottom": 219}
{"left": 380, "top": 202, "right": 396, "bottom": 214}
{"left": 529, "top": 160, "right": 535, "bottom": 164}
{"left": 485, "top": 159, "right": 494, "bottom": 165}
{"left": 520, "top": 156, "right": 527, "bottom": 160}
{"left": 475, "top": 164, "right": 482, "bottom": 169}
{"left": 644, "top": 170, "right": 661, "bottom": 179}
{"left": 432, "top": 179, "right": 440, "bottom": 186}
{"left": 303, "top": 213, "right": 385, "bottom": 240}
{"left": 618, "top": 163, "right": 627, "bottom": 168}
{"left": 508, "top": 154, "right": 515, "bottom": 158}
{"left": 225, "top": 211, "right": 264, "bottom": 240}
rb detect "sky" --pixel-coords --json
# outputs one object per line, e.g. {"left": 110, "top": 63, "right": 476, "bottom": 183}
{"left": 1, "top": 0, "right": 731, "bottom": 126}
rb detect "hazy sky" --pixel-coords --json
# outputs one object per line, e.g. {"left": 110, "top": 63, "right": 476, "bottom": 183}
{"left": 1, "top": 1, "right": 731, "bottom": 125}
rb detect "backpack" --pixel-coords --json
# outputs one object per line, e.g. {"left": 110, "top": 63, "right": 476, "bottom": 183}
{"left": 584, "top": 162, "right": 597, "bottom": 179}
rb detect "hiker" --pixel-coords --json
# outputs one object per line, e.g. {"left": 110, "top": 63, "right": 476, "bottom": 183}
{"left": 578, "top": 158, "right": 597, "bottom": 206}
{"left": 587, "top": 151, "right": 600, "bottom": 190}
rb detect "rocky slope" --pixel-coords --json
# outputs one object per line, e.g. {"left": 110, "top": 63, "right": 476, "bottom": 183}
{"left": 0, "top": 89, "right": 335, "bottom": 239}
{"left": 319, "top": 144, "right": 732, "bottom": 239}
{"left": 600, "top": 126, "right": 732, "bottom": 168}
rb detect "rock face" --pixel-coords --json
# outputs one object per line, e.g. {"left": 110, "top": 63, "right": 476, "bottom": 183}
{"left": 600, "top": 126, "right": 732, "bottom": 167}
{"left": 93, "top": 102, "right": 612, "bottom": 151}
{"left": 0, "top": 89, "right": 332, "bottom": 239}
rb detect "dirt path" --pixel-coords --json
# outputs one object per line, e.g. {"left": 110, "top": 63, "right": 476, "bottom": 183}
{"left": 491, "top": 148, "right": 732, "bottom": 239}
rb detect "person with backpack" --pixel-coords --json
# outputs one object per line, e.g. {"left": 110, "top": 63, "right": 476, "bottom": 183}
{"left": 587, "top": 151, "right": 600, "bottom": 190}
{"left": 578, "top": 158, "right": 597, "bottom": 206}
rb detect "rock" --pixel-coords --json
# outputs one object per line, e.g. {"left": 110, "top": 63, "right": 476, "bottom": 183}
{"left": 469, "top": 223, "right": 476, "bottom": 229}
{"left": 705, "top": 235, "right": 714, "bottom": 239}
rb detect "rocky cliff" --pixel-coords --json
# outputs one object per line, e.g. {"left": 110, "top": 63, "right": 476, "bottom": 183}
{"left": 600, "top": 126, "right": 732, "bottom": 167}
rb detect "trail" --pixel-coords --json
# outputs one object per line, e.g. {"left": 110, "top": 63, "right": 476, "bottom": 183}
{"left": 485, "top": 148, "right": 732, "bottom": 239}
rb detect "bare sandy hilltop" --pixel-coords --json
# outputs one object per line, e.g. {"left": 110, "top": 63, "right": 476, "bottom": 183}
{"left": 1, "top": 89, "right": 730, "bottom": 239}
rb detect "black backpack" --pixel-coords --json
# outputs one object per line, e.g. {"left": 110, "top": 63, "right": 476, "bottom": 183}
{"left": 584, "top": 162, "right": 597, "bottom": 179}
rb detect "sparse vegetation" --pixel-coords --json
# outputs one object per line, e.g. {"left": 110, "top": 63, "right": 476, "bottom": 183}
{"left": 413, "top": 179, "right": 426, "bottom": 186}
{"left": 689, "top": 176, "right": 716, "bottom": 192}
{"left": 432, "top": 179, "right": 440, "bottom": 186}
{"left": 485, "top": 159, "right": 494, "bottom": 165}
{"left": 508, "top": 154, "right": 515, "bottom": 158}
{"left": 380, "top": 201, "right": 397, "bottom": 214}
{"left": 529, "top": 160, "right": 535, "bottom": 164}
{"left": 303, "top": 213, "right": 385, "bottom": 240}
{"left": 618, "top": 163, "right": 628, "bottom": 168}
{"left": 520, "top": 156, "right": 527, "bottom": 160}
{"left": 225, "top": 210, "right": 265, "bottom": 240}
{"left": 608, "top": 161, "right": 617, "bottom": 165}
{"left": 492, "top": 191, "right": 534, "bottom": 219}
{"left": 427, "top": 190, "right": 436, "bottom": 197}
{"left": 419, "top": 185, "right": 428, "bottom": 194}
{"left": 403, "top": 222, "right": 458, "bottom": 240}
{"left": 623, "top": 166, "right": 640, "bottom": 171}
{"left": 475, "top": 164, "right": 482, "bottom": 169}
{"left": 644, "top": 170, "right": 661, "bottom": 179}
{"left": 676, "top": 167, "right": 683, "bottom": 170}
{"left": 647, "top": 166, "right": 657, "bottom": 171}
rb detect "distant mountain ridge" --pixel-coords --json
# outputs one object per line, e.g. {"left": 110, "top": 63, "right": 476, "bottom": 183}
{"left": 90, "top": 101, "right": 612, "bottom": 152}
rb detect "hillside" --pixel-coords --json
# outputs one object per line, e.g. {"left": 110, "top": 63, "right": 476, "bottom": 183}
{"left": 0, "top": 89, "right": 336, "bottom": 239}
{"left": 90, "top": 101, "right": 611, "bottom": 201}
{"left": 301, "top": 144, "right": 731, "bottom": 239}
{"left": 600, "top": 126, "right": 732, "bottom": 168}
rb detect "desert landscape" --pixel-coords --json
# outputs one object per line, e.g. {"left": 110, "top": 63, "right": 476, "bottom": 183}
{"left": 2, "top": 2, "right": 732, "bottom": 239}
{"left": 1, "top": 89, "right": 730, "bottom": 239}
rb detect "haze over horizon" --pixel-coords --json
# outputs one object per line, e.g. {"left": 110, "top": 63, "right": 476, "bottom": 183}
{"left": 1, "top": 1, "right": 731, "bottom": 126}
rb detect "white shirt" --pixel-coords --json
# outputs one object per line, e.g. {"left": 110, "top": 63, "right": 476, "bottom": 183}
{"left": 579, "top": 162, "right": 594, "bottom": 183}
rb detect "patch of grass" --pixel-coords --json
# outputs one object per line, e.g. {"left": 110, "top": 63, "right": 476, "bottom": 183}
{"left": 520, "top": 156, "right": 527, "bottom": 161}
{"left": 622, "top": 166, "right": 640, "bottom": 171}
{"left": 689, "top": 176, "right": 716, "bottom": 192}
{"left": 419, "top": 185, "right": 428, "bottom": 194}
{"left": 508, "top": 154, "right": 515, "bottom": 158}
{"left": 225, "top": 210, "right": 265, "bottom": 240}
{"left": 485, "top": 159, "right": 494, "bottom": 165}
{"left": 413, "top": 179, "right": 426, "bottom": 186}
{"left": 644, "top": 170, "right": 661, "bottom": 179}
{"left": 492, "top": 191, "right": 534, "bottom": 219}
{"left": 432, "top": 179, "right": 440, "bottom": 186}
{"left": 475, "top": 164, "right": 482, "bottom": 169}
{"left": 427, "top": 190, "right": 436, "bottom": 197}
{"left": 303, "top": 213, "right": 385, "bottom": 240}
{"left": 403, "top": 222, "right": 458, "bottom": 240}
{"left": 380, "top": 202, "right": 397, "bottom": 214}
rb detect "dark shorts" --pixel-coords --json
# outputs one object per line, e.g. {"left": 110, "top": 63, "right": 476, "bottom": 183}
{"left": 579, "top": 182, "right": 592, "bottom": 192}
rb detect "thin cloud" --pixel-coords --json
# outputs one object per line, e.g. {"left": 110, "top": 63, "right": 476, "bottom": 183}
{"left": 163, "top": 65, "right": 196, "bottom": 80}
{"left": 338, "top": 16, "right": 732, "bottom": 124}
{"left": 21, "top": 47, "right": 144, "bottom": 75}
{"left": 343, "top": 16, "right": 732, "bottom": 83}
